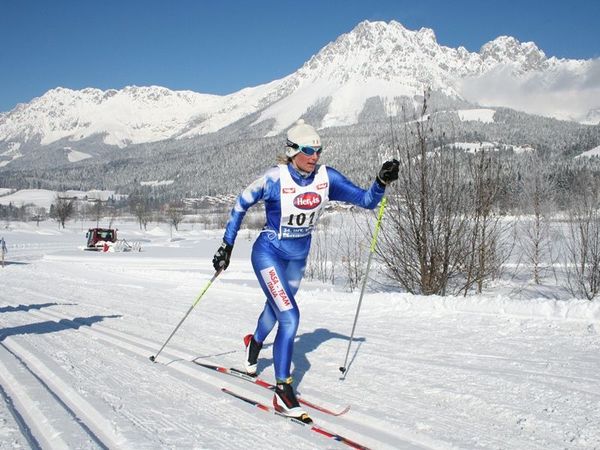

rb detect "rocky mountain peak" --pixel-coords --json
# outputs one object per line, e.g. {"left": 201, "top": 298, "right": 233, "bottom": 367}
{"left": 0, "top": 20, "right": 594, "bottom": 154}
{"left": 480, "top": 36, "right": 547, "bottom": 70}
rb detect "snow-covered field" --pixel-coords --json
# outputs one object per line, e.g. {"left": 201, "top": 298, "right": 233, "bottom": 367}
{"left": 0, "top": 189, "right": 125, "bottom": 210}
{"left": 1, "top": 220, "right": 599, "bottom": 449}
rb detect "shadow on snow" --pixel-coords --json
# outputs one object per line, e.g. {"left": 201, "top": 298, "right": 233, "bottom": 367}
{"left": 190, "top": 327, "right": 367, "bottom": 385}
{"left": 0, "top": 302, "right": 71, "bottom": 313}
{"left": 253, "top": 327, "right": 366, "bottom": 386}
{"left": 0, "top": 313, "right": 122, "bottom": 341}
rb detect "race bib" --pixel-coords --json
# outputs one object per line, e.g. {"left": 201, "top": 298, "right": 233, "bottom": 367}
{"left": 279, "top": 165, "right": 329, "bottom": 239}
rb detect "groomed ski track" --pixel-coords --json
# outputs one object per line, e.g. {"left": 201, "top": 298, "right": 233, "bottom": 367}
{"left": 0, "top": 285, "right": 432, "bottom": 449}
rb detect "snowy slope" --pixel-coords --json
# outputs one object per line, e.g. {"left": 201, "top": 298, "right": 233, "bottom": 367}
{"left": 0, "top": 188, "right": 123, "bottom": 210}
{"left": 576, "top": 144, "right": 600, "bottom": 158}
{"left": 1, "top": 20, "right": 597, "bottom": 154}
{"left": 0, "top": 86, "right": 224, "bottom": 148}
{"left": 1, "top": 221, "right": 599, "bottom": 449}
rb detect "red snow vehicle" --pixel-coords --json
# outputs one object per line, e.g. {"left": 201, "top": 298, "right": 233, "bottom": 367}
{"left": 85, "top": 228, "right": 117, "bottom": 251}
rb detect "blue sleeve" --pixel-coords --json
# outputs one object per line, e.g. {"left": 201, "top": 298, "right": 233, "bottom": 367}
{"left": 223, "top": 167, "right": 280, "bottom": 246}
{"left": 223, "top": 176, "right": 266, "bottom": 246}
{"left": 327, "top": 167, "right": 385, "bottom": 209}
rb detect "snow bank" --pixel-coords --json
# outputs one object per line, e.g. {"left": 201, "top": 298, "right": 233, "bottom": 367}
{"left": 382, "top": 293, "right": 600, "bottom": 323}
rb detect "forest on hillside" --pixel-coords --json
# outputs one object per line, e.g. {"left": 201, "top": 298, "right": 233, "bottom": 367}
{"left": 1, "top": 105, "right": 599, "bottom": 204}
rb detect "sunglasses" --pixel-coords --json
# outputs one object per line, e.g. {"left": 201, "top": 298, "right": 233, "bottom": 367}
{"left": 287, "top": 139, "right": 322, "bottom": 156}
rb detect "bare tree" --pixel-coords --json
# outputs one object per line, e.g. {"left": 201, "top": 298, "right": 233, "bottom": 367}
{"left": 32, "top": 207, "right": 47, "bottom": 226}
{"left": 79, "top": 202, "right": 87, "bottom": 230}
{"left": 306, "top": 216, "right": 338, "bottom": 284}
{"left": 338, "top": 209, "right": 368, "bottom": 292}
{"left": 378, "top": 91, "right": 513, "bottom": 296}
{"left": 130, "top": 194, "right": 151, "bottom": 231}
{"left": 166, "top": 202, "right": 185, "bottom": 232}
{"left": 51, "top": 194, "right": 75, "bottom": 229}
{"left": 91, "top": 199, "right": 104, "bottom": 227}
{"left": 108, "top": 206, "right": 120, "bottom": 229}
{"left": 564, "top": 171, "right": 600, "bottom": 300}
{"left": 518, "top": 152, "right": 557, "bottom": 284}
{"left": 461, "top": 147, "right": 509, "bottom": 294}
{"left": 378, "top": 92, "right": 473, "bottom": 295}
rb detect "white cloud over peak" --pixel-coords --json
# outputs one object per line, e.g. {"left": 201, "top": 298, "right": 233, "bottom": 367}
{"left": 457, "top": 59, "right": 600, "bottom": 122}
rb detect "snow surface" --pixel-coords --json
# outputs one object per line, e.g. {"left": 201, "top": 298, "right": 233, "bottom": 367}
{"left": 456, "top": 109, "right": 495, "bottom": 123}
{"left": 576, "top": 145, "right": 600, "bottom": 159}
{"left": 0, "top": 142, "right": 23, "bottom": 168}
{"left": 446, "top": 142, "right": 535, "bottom": 154}
{"left": 1, "top": 220, "right": 599, "bottom": 449}
{"left": 66, "top": 148, "right": 93, "bottom": 163}
{"left": 0, "top": 189, "right": 123, "bottom": 210}
{"left": 140, "top": 180, "right": 175, "bottom": 187}
{"left": 0, "top": 190, "right": 58, "bottom": 210}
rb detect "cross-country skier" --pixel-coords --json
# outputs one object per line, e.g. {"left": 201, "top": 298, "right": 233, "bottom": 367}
{"left": 0, "top": 237, "right": 6, "bottom": 268}
{"left": 212, "top": 119, "right": 399, "bottom": 421}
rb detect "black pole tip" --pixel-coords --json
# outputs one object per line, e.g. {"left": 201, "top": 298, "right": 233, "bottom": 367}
{"left": 339, "top": 366, "right": 346, "bottom": 373}
{"left": 149, "top": 355, "right": 156, "bottom": 362}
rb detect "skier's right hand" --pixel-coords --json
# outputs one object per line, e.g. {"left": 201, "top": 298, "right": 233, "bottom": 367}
{"left": 213, "top": 241, "right": 233, "bottom": 271}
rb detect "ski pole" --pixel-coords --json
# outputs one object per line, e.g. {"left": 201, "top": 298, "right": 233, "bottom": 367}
{"left": 339, "top": 196, "right": 387, "bottom": 375}
{"left": 150, "top": 268, "right": 223, "bottom": 363}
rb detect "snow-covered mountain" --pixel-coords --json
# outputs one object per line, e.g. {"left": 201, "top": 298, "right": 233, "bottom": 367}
{"left": 0, "top": 86, "right": 224, "bottom": 148}
{"left": 0, "top": 20, "right": 598, "bottom": 154}
{"left": 582, "top": 108, "right": 600, "bottom": 125}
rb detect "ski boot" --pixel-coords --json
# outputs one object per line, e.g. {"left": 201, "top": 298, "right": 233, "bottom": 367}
{"left": 273, "top": 378, "right": 312, "bottom": 423}
{"left": 243, "top": 334, "right": 262, "bottom": 376}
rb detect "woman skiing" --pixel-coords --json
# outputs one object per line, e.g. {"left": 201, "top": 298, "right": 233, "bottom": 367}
{"left": 212, "top": 119, "right": 398, "bottom": 422}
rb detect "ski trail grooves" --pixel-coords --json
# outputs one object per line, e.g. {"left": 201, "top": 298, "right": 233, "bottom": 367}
{"left": 0, "top": 338, "right": 130, "bottom": 449}
{"left": 0, "top": 344, "right": 69, "bottom": 449}
{"left": 16, "top": 303, "right": 423, "bottom": 449}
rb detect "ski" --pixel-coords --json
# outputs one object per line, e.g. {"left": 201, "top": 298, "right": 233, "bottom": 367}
{"left": 221, "top": 388, "right": 371, "bottom": 450}
{"left": 193, "top": 361, "right": 350, "bottom": 416}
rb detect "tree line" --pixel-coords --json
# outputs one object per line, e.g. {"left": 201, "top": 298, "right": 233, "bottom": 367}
{"left": 307, "top": 92, "right": 600, "bottom": 300}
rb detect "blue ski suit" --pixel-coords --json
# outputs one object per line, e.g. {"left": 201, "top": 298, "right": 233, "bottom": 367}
{"left": 223, "top": 163, "right": 385, "bottom": 381}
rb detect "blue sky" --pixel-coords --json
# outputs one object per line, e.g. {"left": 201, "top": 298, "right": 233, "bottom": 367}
{"left": 1, "top": 0, "right": 598, "bottom": 112}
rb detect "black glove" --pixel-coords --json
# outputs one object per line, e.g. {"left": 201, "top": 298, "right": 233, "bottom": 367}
{"left": 212, "top": 241, "right": 233, "bottom": 271}
{"left": 377, "top": 159, "right": 400, "bottom": 187}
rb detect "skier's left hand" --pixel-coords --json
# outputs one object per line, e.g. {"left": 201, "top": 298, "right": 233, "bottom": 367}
{"left": 377, "top": 159, "right": 400, "bottom": 186}
{"left": 212, "top": 241, "right": 233, "bottom": 271}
